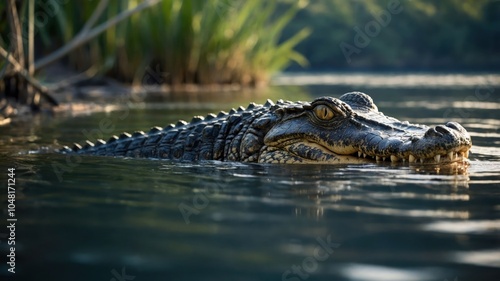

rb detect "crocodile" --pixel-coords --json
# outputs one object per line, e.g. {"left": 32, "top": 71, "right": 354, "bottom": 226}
{"left": 62, "top": 92, "right": 472, "bottom": 164}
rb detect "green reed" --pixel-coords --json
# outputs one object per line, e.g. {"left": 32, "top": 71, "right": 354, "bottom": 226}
{"left": 43, "top": 0, "right": 310, "bottom": 86}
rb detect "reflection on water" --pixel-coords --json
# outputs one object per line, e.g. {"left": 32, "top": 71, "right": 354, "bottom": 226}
{"left": 423, "top": 220, "right": 500, "bottom": 234}
{"left": 452, "top": 249, "right": 500, "bottom": 268}
{"left": 0, "top": 79, "right": 499, "bottom": 280}
{"left": 336, "top": 264, "right": 441, "bottom": 281}
{"left": 272, "top": 72, "right": 500, "bottom": 88}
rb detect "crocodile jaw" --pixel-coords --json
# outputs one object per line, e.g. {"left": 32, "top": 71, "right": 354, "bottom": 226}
{"left": 259, "top": 140, "right": 470, "bottom": 164}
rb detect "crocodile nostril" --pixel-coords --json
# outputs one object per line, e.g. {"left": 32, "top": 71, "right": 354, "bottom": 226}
{"left": 446, "top": 122, "right": 467, "bottom": 134}
{"left": 435, "top": 125, "right": 452, "bottom": 135}
{"left": 424, "top": 128, "right": 443, "bottom": 138}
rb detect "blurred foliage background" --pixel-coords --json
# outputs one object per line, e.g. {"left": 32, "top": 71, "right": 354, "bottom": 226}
{"left": 1, "top": 0, "right": 499, "bottom": 88}
{"left": 284, "top": 0, "right": 500, "bottom": 71}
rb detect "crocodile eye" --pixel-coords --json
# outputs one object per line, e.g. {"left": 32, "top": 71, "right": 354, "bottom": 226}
{"left": 314, "top": 105, "right": 335, "bottom": 120}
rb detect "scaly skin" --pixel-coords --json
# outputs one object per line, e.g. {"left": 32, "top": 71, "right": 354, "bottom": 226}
{"left": 62, "top": 92, "right": 472, "bottom": 164}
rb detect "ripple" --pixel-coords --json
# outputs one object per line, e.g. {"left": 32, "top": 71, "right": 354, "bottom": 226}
{"left": 422, "top": 220, "right": 500, "bottom": 234}
{"left": 452, "top": 249, "right": 500, "bottom": 268}
{"left": 336, "top": 263, "right": 442, "bottom": 281}
{"left": 324, "top": 204, "right": 469, "bottom": 219}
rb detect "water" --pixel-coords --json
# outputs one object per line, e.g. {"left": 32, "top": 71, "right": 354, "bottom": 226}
{"left": 1, "top": 75, "right": 500, "bottom": 280}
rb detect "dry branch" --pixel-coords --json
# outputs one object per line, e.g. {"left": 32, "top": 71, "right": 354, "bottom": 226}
{"left": 0, "top": 47, "right": 58, "bottom": 106}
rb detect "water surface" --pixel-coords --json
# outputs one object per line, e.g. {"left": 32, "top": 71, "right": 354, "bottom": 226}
{"left": 0, "top": 75, "right": 499, "bottom": 280}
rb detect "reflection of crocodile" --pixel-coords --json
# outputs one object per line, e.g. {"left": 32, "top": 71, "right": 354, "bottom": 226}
{"left": 62, "top": 92, "right": 472, "bottom": 164}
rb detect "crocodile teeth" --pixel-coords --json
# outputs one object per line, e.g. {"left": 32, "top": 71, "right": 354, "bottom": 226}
{"left": 376, "top": 156, "right": 381, "bottom": 161}
{"left": 383, "top": 157, "right": 386, "bottom": 161}
{"left": 409, "top": 154, "right": 416, "bottom": 163}
{"left": 358, "top": 151, "right": 362, "bottom": 157}
{"left": 420, "top": 158, "right": 424, "bottom": 163}
{"left": 434, "top": 154, "right": 441, "bottom": 163}
{"left": 390, "top": 155, "right": 398, "bottom": 162}
{"left": 363, "top": 153, "right": 367, "bottom": 158}
{"left": 465, "top": 150, "right": 469, "bottom": 158}
{"left": 448, "top": 151, "right": 455, "bottom": 160}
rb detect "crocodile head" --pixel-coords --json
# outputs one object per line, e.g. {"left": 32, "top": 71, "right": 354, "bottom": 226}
{"left": 259, "top": 92, "right": 472, "bottom": 164}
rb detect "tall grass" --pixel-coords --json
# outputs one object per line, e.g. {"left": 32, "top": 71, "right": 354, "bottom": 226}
{"left": 0, "top": 0, "right": 161, "bottom": 115}
{"left": 44, "top": 0, "right": 310, "bottom": 87}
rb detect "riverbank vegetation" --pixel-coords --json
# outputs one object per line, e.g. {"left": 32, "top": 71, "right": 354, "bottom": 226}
{"left": 44, "top": 0, "right": 310, "bottom": 86}
{"left": 1, "top": 0, "right": 498, "bottom": 122}
{"left": 0, "top": 0, "right": 309, "bottom": 119}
